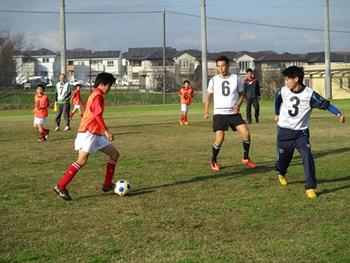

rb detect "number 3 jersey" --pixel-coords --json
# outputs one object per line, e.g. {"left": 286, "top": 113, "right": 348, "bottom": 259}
{"left": 207, "top": 73, "right": 244, "bottom": 115}
{"left": 275, "top": 85, "right": 330, "bottom": 131}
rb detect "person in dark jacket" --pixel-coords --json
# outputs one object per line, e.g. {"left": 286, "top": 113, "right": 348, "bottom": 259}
{"left": 243, "top": 68, "right": 261, "bottom": 124}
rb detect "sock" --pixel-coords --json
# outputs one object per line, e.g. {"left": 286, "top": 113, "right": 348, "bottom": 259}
{"left": 184, "top": 113, "right": 188, "bottom": 122}
{"left": 181, "top": 112, "right": 186, "bottom": 122}
{"left": 212, "top": 144, "right": 221, "bottom": 163}
{"left": 243, "top": 140, "right": 251, "bottom": 160}
{"left": 58, "top": 162, "right": 81, "bottom": 190}
{"left": 40, "top": 132, "right": 46, "bottom": 140}
{"left": 104, "top": 159, "right": 117, "bottom": 187}
{"left": 79, "top": 114, "right": 83, "bottom": 119}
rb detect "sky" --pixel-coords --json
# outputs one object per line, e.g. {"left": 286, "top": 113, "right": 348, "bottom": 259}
{"left": 1, "top": 0, "right": 350, "bottom": 53}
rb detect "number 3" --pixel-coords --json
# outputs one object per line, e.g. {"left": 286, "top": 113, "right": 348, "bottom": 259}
{"left": 288, "top": 96, "right": 300, "bottom": 117}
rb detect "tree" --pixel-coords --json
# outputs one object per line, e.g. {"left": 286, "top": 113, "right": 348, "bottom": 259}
{"left": 0, "top": 29, "right": 30, "bottom": 88}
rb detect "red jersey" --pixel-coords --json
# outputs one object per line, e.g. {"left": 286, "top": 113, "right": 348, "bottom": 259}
{"left": 179, "top": 87, "right": 194, "bottom": 105}
{"left": 78, "top": 88, "right": 107, "bottom": 136}
{"left": 71, "top": 90, "right": 82, "bottom": 105}
{"left": 34, "top": 94, "right": 49, "bottom": 118}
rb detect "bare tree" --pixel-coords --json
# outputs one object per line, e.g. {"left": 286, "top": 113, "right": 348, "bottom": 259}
{"left": 261, "top": 69, "right": 284, "bottom": 96}
{"left": 0, "top": 29, "right": 31, "bottom": 89}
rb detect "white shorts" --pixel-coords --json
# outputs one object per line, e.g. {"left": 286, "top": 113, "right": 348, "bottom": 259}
{"left": 34, "top": 117, "right": 48, "bottom": 125}
{"left": 181, "top": 104, "right": 189, "bottom": 112}
{"left": 74, "top": 131, "right": 111, "bottom": 153}
{"left": 73, "top": 104, "right": 81, "bottom": 110}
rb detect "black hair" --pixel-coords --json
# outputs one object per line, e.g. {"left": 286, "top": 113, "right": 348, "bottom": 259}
{"left": 282, "top": 66, "right": 304, "bottom": 85}
{"left": 75, "top": 83, "right": 82, "bottom": 88}
{"left": 246, "top": 68, "right": 253, "bottom": 73}
{"left": 183, "top": 80, "right": 190, "bottom": 85}
{"left": 215, "top": 56, "right": 229, "bottom": 65}
{"left": 94, "top": 72, "right": 116, "bottom": 89}
{"left": 36, "top": 83, "right": 45, "bottom": 90}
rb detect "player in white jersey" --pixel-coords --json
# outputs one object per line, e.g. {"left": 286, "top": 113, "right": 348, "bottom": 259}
{"left": 275, "top": 66, "right": 345, "bottom": 198}
{"left": 204, "top": 56, "right": 257, "bottom": 171}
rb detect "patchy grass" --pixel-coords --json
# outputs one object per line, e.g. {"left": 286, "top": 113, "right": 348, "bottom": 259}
{"left": 0, "top": 100, "right": 349, "bottom": 262}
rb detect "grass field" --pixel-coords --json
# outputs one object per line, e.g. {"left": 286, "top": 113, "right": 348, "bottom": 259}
{"left": 0, "top": 100, "right": 350, "bottom": 262}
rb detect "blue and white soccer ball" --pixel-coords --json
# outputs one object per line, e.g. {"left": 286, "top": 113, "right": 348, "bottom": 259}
{"left": 114, "top": 180, "right": 131, "bottom": 196}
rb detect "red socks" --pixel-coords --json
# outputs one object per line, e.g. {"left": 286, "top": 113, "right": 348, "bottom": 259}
{"left": 181, "top": 112, "right": 186, "bottom": 122}
{"left": 58, "top": 162, "right": 81, "bottom": 190}
{"left": 104, "top": 159, "right": 116, "bottom": 187}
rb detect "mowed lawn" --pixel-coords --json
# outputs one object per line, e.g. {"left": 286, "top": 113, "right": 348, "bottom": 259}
{"left": 0, "top": 100, "right": 349, "bottom": 263}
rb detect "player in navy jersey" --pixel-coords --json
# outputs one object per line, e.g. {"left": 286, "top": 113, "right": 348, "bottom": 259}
{"left": 204, "top": 56, "right": 256, "bottom": 171}
{"left": 274, "top": 66, "right": 345, "bottom": 198}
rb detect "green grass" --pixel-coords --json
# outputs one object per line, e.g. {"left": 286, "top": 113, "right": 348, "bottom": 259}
{"left": 0, "top": 100, "right": 350, "bottom": 262}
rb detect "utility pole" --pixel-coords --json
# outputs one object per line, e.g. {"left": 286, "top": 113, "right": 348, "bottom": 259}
{"left": 59, "top": 0, "right": 67, "bottom": 76}
{"left": 200, "top": 0, "right": 208, "bottom": 103}
{"left": 324, "top": 0, "right": 332, "bottom": 99}
{"left": 162, "top": 4, "right": 166, "bottom": 104}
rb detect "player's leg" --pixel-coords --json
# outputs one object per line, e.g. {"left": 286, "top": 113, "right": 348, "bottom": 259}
{"left": 253, "top": 98, "right": 260, "bottom": 123}
{"left": 211, "top": 130, "right": 225, "bottom": 171}
{"left": 184, "top": 105, "right": 189, "bottom": 125}
{"left": 275, "top": 139, "right": 295, "bottom": 185}
{"left": 55, "top": 151, "right": 89, "bottom": 200}
{"left": 295, "top": 135, "right": 317, "bottom": 198}
{"left": 70, "top": 106, "right": 77, "bottom": 119}
{"left": 55, "top": 104, "right": 63, "bottom": 130}
{"left": 37, "top": 124, "right": 46, "bottom": 141}
{"left": 246, "top": 98, "right": 252, "bottom": 124}
{"left": 78, "top": 106, "right": 83, "bottom": 119}
{"left": 236, "top": 123, "right": 256, "bottom": 168}
{"left": 63, "top": 103, "right": 71, "bottom": 130}
{"left": 99, "top": 144, "right": 120, "bottom": 190}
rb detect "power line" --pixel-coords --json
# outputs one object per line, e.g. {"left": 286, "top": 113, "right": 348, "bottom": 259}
{"left": 167, "top": 10, "right": 350, "bottom": 34}
{"left": 1, "top": 8, "right": 349, "bottom": 34}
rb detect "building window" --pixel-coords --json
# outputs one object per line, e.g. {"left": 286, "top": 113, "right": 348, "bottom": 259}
{"left": 43, "top": 58, "right": 49, "bottom": 63}
{"left": 182, "top": 60, "right": 189, "bottom": 68}
{"left": 239, "top": 61, "right": 249, "bottom": 72}
{"left": 107, "top": 61, "right": 114, "bottom": 67}
{"left": 68, "top": 61, "right": 73, "bottom": 65}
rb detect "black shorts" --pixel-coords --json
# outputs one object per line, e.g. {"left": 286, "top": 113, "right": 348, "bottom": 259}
{"left": 213, "top": 114, "right": 246, "bottom": 132}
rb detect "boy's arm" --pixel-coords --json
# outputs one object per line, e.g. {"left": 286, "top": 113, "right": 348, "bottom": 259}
{"left": 274, "top": 90, "right": 282, "bottom": 122}
{"left": 310, "top": 92, "right": 345, "bottom": 123}
{"left": 91, "top": 95, "right": 114, "bottom": 140}
{"left": 204, "top": 92, "right": 212, "bottom": 118}
{"left": 55, "top": 85, "right": 58, "bottom": 102}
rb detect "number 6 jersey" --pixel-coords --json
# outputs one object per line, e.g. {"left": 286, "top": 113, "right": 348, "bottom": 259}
{"left": 275, "top": 85, "right": 330, "bottom": 130}
{"left": 207, "top": 73, "right": 244, "bottom": 115}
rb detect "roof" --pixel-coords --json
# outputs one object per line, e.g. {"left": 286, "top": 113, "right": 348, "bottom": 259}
{"left": 174, "top": 49, "right": 202, "bottom": 59}
{"left": 208, "top": 51, "right": 237, "bottom": 60}
{"left": 16, "top": 48, "right": 57, "bottom": 57}
{"left": 255, "top": 52, "right": 306, "bottom": 62}
{"left": 234, "top": 51, "right": 277, "bottom": 60}
{"left": 301, "top": 52, "right": 345, "bottom": 63}
{"left": 66, "top": 50, "right": 121, "bottom": 59}
{"left": 123, "top": 47, "right": 177, "bottom": 60}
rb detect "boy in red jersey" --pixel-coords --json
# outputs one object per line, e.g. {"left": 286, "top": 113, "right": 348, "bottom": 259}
{"left": 33, "top": 84, "right": 50, "bottom": 142}
{"left": 178, "top": 80, "right": 194, "bottom": 125}
{"left": 70, "top": 84, "right": 83, "bottom": 120}
{"left": 54, "top": 73, "right": 118, "bottom": 200}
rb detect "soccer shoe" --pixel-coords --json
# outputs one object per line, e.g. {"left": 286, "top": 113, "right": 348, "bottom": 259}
{"left": 36, "top": 138, "right": 47, "bottom": 142}
{"left": 63, "top": 126, "right": 71, "bottom": 131}
{"left": 210, "top": 162, "right": 221, "bottom": 171}
{"left": 184, "top": 121, "right": 189, "bottom": 125}
{"left": 45, "top": 129, "right": 50, "bottom": 140}
{"left": 278, "top": 174, "right": 288, "bottom": 186}
{"left": 54, "top": 186, "right": 72, "bottom": 201}
{"left": 179, "top": 120, "right": 184, "bottom": 126}
{"left": 242, "top": 158, "right": 257, "bottom": 169}
{"left": 305, "top": 189, "right": 317, "bottom": 199}
{"left": 101, "top": 183, "right": 116, "bottom": 192}
{"left": 54, "top": 126, "right": 60, "bottom": 131}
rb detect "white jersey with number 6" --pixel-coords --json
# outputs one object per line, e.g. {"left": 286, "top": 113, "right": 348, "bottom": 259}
{"left": 207, "top": 73, "right": 243, "bottom": 115}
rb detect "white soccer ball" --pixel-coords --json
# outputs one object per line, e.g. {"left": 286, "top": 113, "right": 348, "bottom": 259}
{"left": 114, "top": 180, "right": 131, "bottom": 196}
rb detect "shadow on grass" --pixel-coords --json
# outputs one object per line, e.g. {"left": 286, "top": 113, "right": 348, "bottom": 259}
{"left": 75, "top": 189, "right": 155, "bottom": 200}
{"left": 318, "top": 184, "right": 350, "bottom": 196}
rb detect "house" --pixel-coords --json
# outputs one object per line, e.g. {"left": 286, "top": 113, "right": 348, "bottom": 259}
{"left": 233, "top": 51, "right": 277, "bottom": 75}
{"left": 123, "top": 47, "right": 177, "bottom": 89}
{"left": 253, "top": 52, "right": 307, "bottom": 96}
{"left": 14, "top": 48, "right": 60, "bottom": 85}
{"left": 303, "top": 63, "right": 350, "bottom": 99}
{"left": 173, "top": 49, "right": 201, "bottom": 84}
{"left": 66, "top": 50, "right": 122, "bottom": 85}
{"left": 301, "top": 52, "right": 345, "bottom": 65}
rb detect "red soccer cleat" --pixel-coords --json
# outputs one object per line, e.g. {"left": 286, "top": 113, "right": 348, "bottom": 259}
{"left": 210, "top": 162, "right": 221, "bottom": 171}
{"left": 242, "top": 158, "right": 257, "bottom": 169}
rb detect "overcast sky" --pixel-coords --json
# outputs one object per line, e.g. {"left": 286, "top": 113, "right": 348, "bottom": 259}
{"left": 1, "top": 0, "right": 349, "bottom": 53}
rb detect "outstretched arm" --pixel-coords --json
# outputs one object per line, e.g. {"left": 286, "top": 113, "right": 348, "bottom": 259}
{"left": 310, "top": 92, "right": 345, "bottom": 123}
